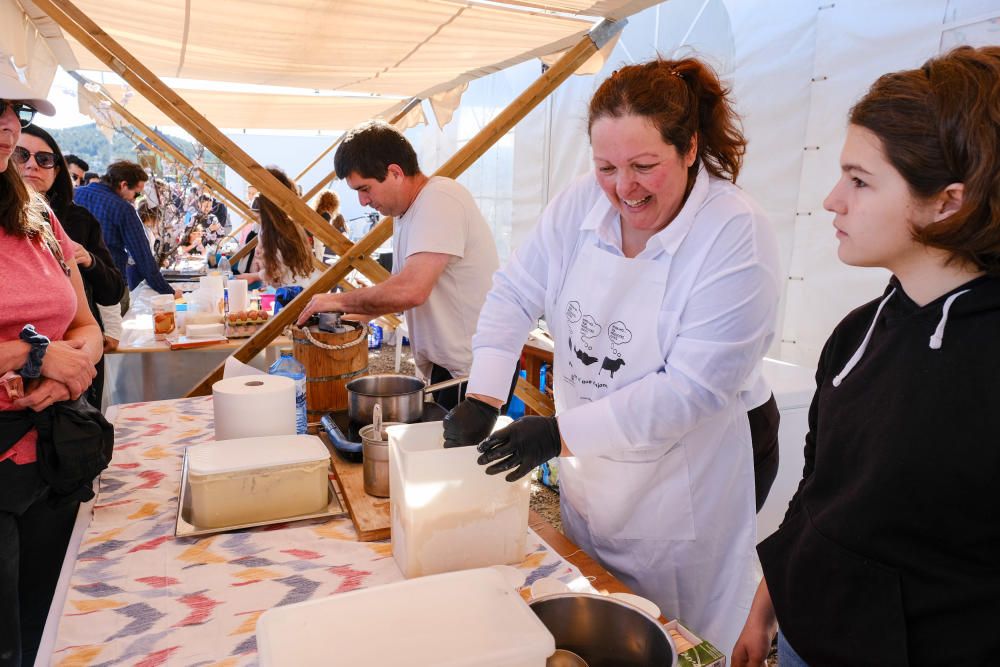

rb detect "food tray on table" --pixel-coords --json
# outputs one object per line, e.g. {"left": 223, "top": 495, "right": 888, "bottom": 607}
{"left": 225, "top": 309, "right": 272, "bottom": 338}
{"left": 174, "top": 448, "right": 347, "bottom": 538}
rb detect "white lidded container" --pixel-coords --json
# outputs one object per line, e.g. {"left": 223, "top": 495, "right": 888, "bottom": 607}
{"left": 256, "top": 567, "right": 554, "bottom": 667}
{"left": 186, "top": 435, "right": 329, "bottom": 529}
{"left": 388, "top": 418, "right": 529, "bottom": 578}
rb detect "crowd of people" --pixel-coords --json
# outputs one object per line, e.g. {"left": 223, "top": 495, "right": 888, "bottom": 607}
{"left": 2, "top": 43, "right": 999, "bottom": 667}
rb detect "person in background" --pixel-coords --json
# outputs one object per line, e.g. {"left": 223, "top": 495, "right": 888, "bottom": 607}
{"left": 14, "top": 124, "right": 125, "bottom": 409}
{"left": 297, "top": 121, "right": 501, "bottom": 409}
{"left": 239, "top": 167, "right": 317, "bottom": 287}
{"left": 187, "top": 193, "right": 223, "bottom": 245}
{"left": 0, "top": 79, "right": 104, "bottom": 666}
{"left": 74, "top": 160, "right": 179, "bottom": 300}
{"left": 442, "top": 58, "right": 780, "bottom": 657}
{"left": 63, "top": 154, "right": 88, "bottom": 188}
{"left": 209, "top": 196, "right": 228, "bottom": 228}
{"left": 83, "top": 171, "right": 99, "bottom": 185}
{"left": 134, "top": 198, "right": 162, "bottom": 267}
{"left": 734, "top": 45, "right": 1000, "bottom": 667}
{"left": 315, "top": 189, "right": 347, "bottom": 234}
{"left": 179, "top": 226, "right": 206, "bottom": 255}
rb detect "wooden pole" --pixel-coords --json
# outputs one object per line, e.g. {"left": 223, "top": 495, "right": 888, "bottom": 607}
{"left": 185, "top": 20, "right": 623, "bottom": 396}
{"left": 295, "top": 134, "right": 345, "bottom": 184}
{"left": 42, "top": 0, "right": 390, "bottom": 285}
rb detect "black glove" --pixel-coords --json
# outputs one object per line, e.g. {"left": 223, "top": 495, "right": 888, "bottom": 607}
{"left": 477, "top": 416, "right": 561, "bottom": 482}
{"left": 442, "top": 397, "right": 500, "bottom": 448}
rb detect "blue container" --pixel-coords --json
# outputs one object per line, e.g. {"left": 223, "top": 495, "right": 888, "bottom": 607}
{"left": 268, "top": 349, "right": 308, "bottom": 434}
{"left": 368, "top": 324, "right": 383, "bottom": 350}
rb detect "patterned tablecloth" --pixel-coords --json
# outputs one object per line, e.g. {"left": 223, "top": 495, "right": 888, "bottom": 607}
{"left": 50, "top": 397, "right": 587, "bottom": 666}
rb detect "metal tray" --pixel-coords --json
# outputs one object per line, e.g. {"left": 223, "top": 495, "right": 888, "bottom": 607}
{"left": 174, "top": 449, "right": 347, "bottom": 538}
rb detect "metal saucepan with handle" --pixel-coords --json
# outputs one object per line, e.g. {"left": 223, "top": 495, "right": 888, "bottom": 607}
{"left": 346, "top": 373, "right": 468, "bottom": 424}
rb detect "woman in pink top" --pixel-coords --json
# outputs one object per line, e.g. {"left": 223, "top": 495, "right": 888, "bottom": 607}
{"left": 0, "top": 76, "right": 103, "bottom": 665}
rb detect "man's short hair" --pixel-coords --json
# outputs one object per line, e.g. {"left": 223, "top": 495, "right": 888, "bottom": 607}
{"left": 102, "top": 161, "right": 148, "bottom": 189}
{"left": 84, "top": 172, "right": 99, "bottom": 183}
{"left": 65, "top": 154, "right": 89, "bottom": 172}
{"left": 334, "top": 120, "right": 420, "bottom": 181}
{"left": 198, "top": 193, "right": 213, "bottom": 204}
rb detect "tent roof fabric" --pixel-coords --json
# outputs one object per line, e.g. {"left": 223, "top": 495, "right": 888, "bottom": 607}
{"left": 56, "top": 0, "right": 599, "bottom": 97}
{"left": 18, "top": 0, "right": 657, "bottom": 100}
{"left": 95, "top": 83, "right": 413, "bottom": 131}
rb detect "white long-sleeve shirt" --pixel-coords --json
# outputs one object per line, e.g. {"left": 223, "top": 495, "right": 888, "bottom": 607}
{"left": 467, "top": 169, "right": 781, "bottom": 458}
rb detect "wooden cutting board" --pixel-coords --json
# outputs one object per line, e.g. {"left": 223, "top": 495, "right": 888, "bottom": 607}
{"left": 321, "top": 434, "right": 391, "bottom": 542}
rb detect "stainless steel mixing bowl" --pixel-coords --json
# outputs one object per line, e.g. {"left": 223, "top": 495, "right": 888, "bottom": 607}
{"left": 529, "top": 593, "right": 677, "bottom": 667}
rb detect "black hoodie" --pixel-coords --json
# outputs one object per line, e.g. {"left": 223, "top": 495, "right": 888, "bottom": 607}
{"left": 758, "top": 275, "right": 1000, "bottom": 667}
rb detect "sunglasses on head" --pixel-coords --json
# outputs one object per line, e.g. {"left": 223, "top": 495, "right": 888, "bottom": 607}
{"left": 0, "top": 100, "right": 37, "bottom": 128}
{"left": 12, "top": 146, "right": 58, "bottom": 169}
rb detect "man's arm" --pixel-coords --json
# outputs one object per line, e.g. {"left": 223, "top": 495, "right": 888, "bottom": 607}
{"left": 120, "top": 207, "right": 173, "bottom": 295}
{"left": 297, "top": 252, "right": 452, "bottom": 323}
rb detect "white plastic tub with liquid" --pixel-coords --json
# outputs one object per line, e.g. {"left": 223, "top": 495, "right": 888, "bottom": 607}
{"left": 388, "top": 418, "right": 529, "bottom": 578}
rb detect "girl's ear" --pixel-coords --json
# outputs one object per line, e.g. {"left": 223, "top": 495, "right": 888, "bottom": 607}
{"left": 933, "top": 182, "right": 964, "bottom": 222}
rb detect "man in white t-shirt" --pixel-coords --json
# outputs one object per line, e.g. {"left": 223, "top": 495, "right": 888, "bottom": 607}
{"left": 297, "top": 121, "right": 501, "bottom": 409}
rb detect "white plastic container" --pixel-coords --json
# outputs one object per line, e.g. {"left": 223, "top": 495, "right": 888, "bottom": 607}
{"left": 256, "top": 567, "right": 555, "bottom": 667}
{"left": 388, "top": 418, "right": 529, "bottom": 578}
{"left": 186, "top": 435, "right": 329, "bottom": 529}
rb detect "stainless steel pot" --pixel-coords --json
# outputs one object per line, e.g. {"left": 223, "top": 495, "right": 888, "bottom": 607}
{"left": 529, "top": 593, "right": 678, "bottom": 667}
{"left": 346, "top": 374, "right": 467, "bottom": 424}
{"left": 360, "top": 405, "right": 398, "bottom": 497}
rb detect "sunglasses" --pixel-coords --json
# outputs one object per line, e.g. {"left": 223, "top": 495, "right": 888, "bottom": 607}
{"left": 0, "top": 100, "right": 37, "bottom": 128}
{"left": 12, "top": 146, "right": 58, "bottom": 169}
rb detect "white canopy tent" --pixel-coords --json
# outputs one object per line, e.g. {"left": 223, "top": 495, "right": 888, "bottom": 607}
{"left": 4, "top": 0, "right": 996, "bottom": 369}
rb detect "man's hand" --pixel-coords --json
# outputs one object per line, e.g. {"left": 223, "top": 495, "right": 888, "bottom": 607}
{"left": 103, "top": 336, "right": 119, "bottom": 353}
{"left": 476, "top": 416, "right": 562, "bottom": 482}
{"left": 297, "top": 293, "right": 345, "bottom": 326}
{"left": 72, "top": 242, "right": 93, "bottom": 268}
{"left": 14, "top": 377, "right": 72, "bottom": 411}
{"left": 443, "top": 397, "right": 500, "bottom": 448}
{"left": 173, "top": 288, "right": 184, "bottom": 299}
{"left": 40, "top": 339, "right": 96, "bottom": 399}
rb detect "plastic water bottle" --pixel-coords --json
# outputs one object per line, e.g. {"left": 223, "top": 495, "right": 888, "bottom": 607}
{"left": 269, "top": 348, "right": 308, "bottom": 434}
{"left": 367, "top": 323, "right": 383, "bottom": 350}
{"left": 218, "top": 255, "right": 233, "bottom": 281}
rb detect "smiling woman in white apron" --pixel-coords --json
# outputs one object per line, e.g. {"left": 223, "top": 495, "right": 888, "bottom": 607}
{"left": 443, "top": 58, "right": 781, "bottom": 657}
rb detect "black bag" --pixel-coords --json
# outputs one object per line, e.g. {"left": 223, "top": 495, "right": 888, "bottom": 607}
{"left": 30, "top": 397, "right": 114, "bottom": 504}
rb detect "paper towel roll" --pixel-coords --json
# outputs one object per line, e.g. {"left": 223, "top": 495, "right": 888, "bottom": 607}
{"left": 228, "top": 280, "right": 249, "bottom": 312}
{"left": 213, "top": 375, "right": 296, "bottom": 440}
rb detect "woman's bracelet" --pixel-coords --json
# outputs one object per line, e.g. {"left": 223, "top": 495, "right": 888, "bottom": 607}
{"left": 18, "top": 324, "right": 50, "bottom": 379}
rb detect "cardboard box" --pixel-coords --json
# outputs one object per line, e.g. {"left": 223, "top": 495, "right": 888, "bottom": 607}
{"left": 665, "top": 620, "right": 726, "bottom": 667}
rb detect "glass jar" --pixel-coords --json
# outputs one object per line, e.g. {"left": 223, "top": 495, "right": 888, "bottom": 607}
{"left": 151, "top": 294, "right": 177, "bottom": 340}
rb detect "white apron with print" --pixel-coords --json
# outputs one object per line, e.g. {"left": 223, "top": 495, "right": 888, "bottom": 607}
{"left": 551, "top": 231, "right": 756, "bottom": 658}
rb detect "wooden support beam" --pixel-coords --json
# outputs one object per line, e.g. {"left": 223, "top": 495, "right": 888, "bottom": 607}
{"left": 44, "top": 0, "right": 390, "bottom": 286}
{"left": 514, "top": 376, "right": 555, "bottom": 417}
{"left": 295, "top": 134, "right": 345, "bottom": 184}
{"left": 185, "top": 21, "right": 622, "bottom": 396}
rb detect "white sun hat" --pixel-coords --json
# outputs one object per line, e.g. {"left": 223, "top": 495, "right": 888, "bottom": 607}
{"left": 0, "top": 56, "right": 55, "bottom": 117}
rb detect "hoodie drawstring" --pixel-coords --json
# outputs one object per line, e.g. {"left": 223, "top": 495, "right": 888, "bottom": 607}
{"left": 832, "top": 289, "right": 896, "bottom": 387}
{"left": 929, "top": 289, "right": 970, "bottom": 350}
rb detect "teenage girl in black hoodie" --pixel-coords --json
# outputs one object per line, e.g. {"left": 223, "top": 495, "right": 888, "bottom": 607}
{"left": 733, "top": 45, "right": 1000, "bottom": 667}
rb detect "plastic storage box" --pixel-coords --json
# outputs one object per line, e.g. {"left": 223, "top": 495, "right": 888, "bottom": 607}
{"left": 186, "top": 435, "right": 329, "bottom": 529}
{"left": 256, "top": 567, "right": 555, "bottom": 666}
{"left": 388, "top": 419, "right": 529, "bottom": 578}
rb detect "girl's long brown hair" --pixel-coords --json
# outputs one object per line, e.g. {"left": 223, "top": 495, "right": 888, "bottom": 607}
{"left": 257, "top": 167, "right": 314, "bottom": 283}
{"left": 850, "top": 46, "right": 1000, "bottom": 274}
{"left": 1, "top": 161, "right": 53, "bottom": 244}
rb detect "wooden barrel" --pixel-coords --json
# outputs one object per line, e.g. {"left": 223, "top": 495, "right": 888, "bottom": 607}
{"left": 290, "top": 324, "right": 369, "bottom": 418}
